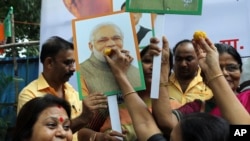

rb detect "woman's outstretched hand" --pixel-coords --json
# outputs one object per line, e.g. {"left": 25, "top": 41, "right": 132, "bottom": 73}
{"left": 192, "top": 37, "right": 221, "bottom": 81}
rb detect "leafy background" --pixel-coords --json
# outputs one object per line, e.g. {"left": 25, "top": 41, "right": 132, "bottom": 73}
{"left": 0, "top": 0, "right": 41, "bottom": 41}
{"left": 0, "top": 1, "right": 41, "bottom": 140}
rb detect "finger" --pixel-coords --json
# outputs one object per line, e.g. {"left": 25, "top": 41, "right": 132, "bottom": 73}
{"left": 192, "top": 40, "right": 203, "bottom": 57}
{"left": 148, "top": 49, "right": 161, "bottom": 56}
{"left": 150, "top": 37, "right": 160, "bottom": 44}
{"left": 92, "top": 98, "right": 107, "bottom": 105}
{"left": 205, "top": 37, "right": 217, "bottom": 51}
{"left": 105, "top": 54, "right": 113, "bottom": 64}
{"left": 126, "top": 54, "right": 134, "bottom": 63}
{"left": 121, "top": 49, "right": 130, "bottom": 55}
{"left": 128, "top": 56, "right": 134, "bottom": 63}
{"left": 87, "top": 97, "right": 107, "bottom": 105}
{"left": 199, "top": 37, "right": 214, "bottom": 53}
{"left": 205, "top": 37, "right": 213, "bottom": 46}
{"left": 148, "top": 44, "right": 161, "bottom": 56}
{"left": 90, "top": 93, "right": 106, "bottom": 98}
{"left": 112, "top": 47, "right": 123, "bottom": 56}
{"left": 149, "top": 41, "right": 161, "bottom": 51}
{"left": 90, "top": 102, "right": 108, "bottom": 109}
{"left": 109, "top": 130, "right": 126, "bottom": 138}
{"left": 97, "top": 104, "right": 108, "bottom": 109}
{"left": 162, "top": 36, "right": 169, "bottom": 50}
{"left": 93, "top": 99, "right": 108, "bottom": 105}
{"left": 121, "top": 129, "right": 128, "bottom": 134}
{"left": 89, "top": 94, "right": 107, "bottom": 102}
{"left": 193, "top": 42, "right": 200, "bottom": 55}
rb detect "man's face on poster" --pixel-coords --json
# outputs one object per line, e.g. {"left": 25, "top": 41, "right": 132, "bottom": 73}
{"left": 63, "top": 0, "right": 113, "bottom": 18}
{"left": 89, "top": 25, "right": 124, "bottom": 62}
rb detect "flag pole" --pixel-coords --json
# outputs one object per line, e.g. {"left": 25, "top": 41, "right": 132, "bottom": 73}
{"left": 9, "top": 7, "right": 17, "bottom": 76}
{"left": 9, "top": 6, "right": 19, "bottom": 104}
{"left": 10, "top": 7, "right": 15, "bottom": 44}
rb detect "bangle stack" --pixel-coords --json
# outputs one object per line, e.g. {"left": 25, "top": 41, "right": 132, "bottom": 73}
{"left": 207, "top": 73, "right": 224, "bottom": 85}
{"left": 123, "top": 91, "right": 136, "bottom": 99}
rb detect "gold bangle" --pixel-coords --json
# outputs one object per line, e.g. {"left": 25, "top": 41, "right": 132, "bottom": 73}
{"left": 89, "top": 132, "right": 97, "bottom": 141}
{"left": 123, "top": 91, "right": 136, "bottom": 99}
{"left": 160, "top": 82, "right": 169, "bottom": 87}
{"left": 207, "top": 74, "right": 224, "bottom": 85}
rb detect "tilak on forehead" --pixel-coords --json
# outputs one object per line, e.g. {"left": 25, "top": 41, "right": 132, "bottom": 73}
{"left": 57, "top": 105, "right": 64, "bottom": 122}
{"left": 59, "top": 117, "right": 64, "bottom": 122}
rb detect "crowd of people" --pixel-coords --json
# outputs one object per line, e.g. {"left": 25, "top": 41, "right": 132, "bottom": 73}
{"left": 12, "top": 30, "right": 250, "bottom": 141}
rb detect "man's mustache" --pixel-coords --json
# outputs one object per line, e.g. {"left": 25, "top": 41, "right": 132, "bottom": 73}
{"left": 66, "top": 71, "right": 74, "bottom": 76}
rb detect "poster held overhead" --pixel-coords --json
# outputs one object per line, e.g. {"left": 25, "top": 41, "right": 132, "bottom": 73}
{"left": 126, "top": 0, "right": 203, "bottom": 15}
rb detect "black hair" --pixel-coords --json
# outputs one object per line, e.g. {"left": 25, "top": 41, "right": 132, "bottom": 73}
{"left": 12, "top": 94, "right": 71, "bottom": 141}
{"left": 121, "top": 2, "right": 126, "bottom": 10}
{"left": 140, "top": 45, "right": 150, "bottom": 58}
{"left": 180, "top": 113, "right": 229, "bottom": 141}
{"left": 214, "top": 43, "right": 242, "bottom": 72}
{"left": 40, "top": 36, "right": 74, "bottom": 63}
{"left": 173, "top": 39, "right": 192, "bottom": 55}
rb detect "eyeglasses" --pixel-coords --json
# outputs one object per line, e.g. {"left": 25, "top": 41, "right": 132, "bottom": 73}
{"left": 220, "top": 64, "right": 240, "bottom": 72}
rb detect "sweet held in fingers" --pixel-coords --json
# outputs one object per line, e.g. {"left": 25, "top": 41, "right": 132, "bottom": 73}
{"left": 193, "top": 30, "right": 207, "bottom": 41}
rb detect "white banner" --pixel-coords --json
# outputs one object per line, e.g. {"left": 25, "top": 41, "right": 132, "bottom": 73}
{"left": 163, "top": 0, "right": 250, "bottom": 82}
{"left": 164, "top": 0, "right": 250, "bottom": 57}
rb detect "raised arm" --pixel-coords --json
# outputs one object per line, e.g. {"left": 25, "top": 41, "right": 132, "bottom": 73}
{"left": 193, "top": 37, "right": 250, "bottom": 124}
{"left": 105, "top": 48, "right": 163, "bottom": 141}
{"left": 150, "top": 37, "right": 179, "bottom": 135}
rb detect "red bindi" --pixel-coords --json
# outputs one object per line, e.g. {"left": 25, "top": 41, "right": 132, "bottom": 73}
{"left": 57, "top": 105, "right": 62, "bottom": 108}
{"left": 59, "top": 117, "right": 64, "bottom": 123}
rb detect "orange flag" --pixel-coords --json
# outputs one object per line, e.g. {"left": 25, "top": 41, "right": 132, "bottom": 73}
{"left": 0, "top": 23, "right": 4, "bottom": 54}
{"left": 0, "top": 23, "right": 4, "bottom": 42}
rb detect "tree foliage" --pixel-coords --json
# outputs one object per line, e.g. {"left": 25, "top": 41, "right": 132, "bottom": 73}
{"left": 0, "top": 0, "right": 41, "bottom": 57}
{"left": 0, "top": 0, "right": 41, "bottom": 41}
